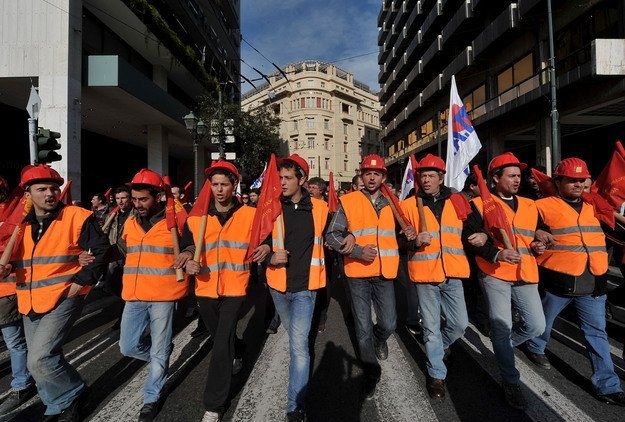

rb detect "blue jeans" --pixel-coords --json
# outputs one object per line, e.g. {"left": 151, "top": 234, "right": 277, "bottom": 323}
{"left": 527, "top": 292, "right": 622, "bottom": 395}
{"left": 347, "top": 277, "right": 397, "bottom": 381}
{"left": 479, "top": 273, "right": 545, "bottom": 384}
{"left": 416, "top": 278, "right": 468, "bottom": 379}
{"left": 1, "top": 320, "right": 33, "bottom": 391}
{"left": 269, "top": 289, "right": 316, "bottom": 413}
{"left": 119, "top": 301, "right": 174, "bottom": 404}
{"left": 23, "top": 296, "right": 85, "bottom": 416}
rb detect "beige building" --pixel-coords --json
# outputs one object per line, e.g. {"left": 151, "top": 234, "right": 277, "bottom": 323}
{"left": 241, "top": 60, "right": 381, "bottom": 187}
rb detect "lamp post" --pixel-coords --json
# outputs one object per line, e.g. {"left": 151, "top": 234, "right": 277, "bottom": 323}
{"left": 183, "top": 111, "right": 207, "bottom": 200}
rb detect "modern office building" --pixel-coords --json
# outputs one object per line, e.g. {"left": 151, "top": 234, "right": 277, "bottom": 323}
{"left": 378, "top": 0, "right": 625, "bottom": 181}
{"left": 241, "top": 60, "right": 382, "bottom": 188}
{"left": 0, "top": 0, "right": 240, "bottom": 197}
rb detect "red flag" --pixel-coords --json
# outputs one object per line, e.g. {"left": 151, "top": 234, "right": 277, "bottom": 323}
{"left": 163, "top": 176, "right": 187, "bottom": 233}
{"left": 530, "top": 168, "right": 558, "bottom": 197}
{"left": 582, "top": 192, "right": 615, "bottom": 229}
{"left": 104, "top": 187, "right": 112, "bottom": 203}
{"left": 473, "top": 165, "right": 515, "bottom": 249}
{"left": 0, "top": 196, "right": 32, "bottom": 254}
{"left": 60, "top": 180, "right": 73, "bottom": 205}
{"left": 0, "top": 186, "right": 25, "bottom": 223}
{"left": 183, "top": 181, "right": 193, "bottom": 202}
{"left": 449, "top": 193, "right": 472, "bottom": 221}
{"left": 188, "top": 180, "right": 212, "bottom": 217}
{"left": 591, "top": 140, "right": 625, "bottom": 210}
{"left": 327, "top": 172, "right": 339, "bottom": 213}
{"left": 246, "top": 154, "right": 282, "bottom": 261}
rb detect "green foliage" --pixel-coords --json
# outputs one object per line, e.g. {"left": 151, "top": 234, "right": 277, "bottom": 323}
{"left": 197, "top": 95, "right": 283, "bottom": 184}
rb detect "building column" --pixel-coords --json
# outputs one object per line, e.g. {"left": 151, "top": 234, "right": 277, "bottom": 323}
{"left": 486, "top": 136, "right": 505, "bottom": 165}
{"left": 536, "top": 117, "right": 552, "bottom": 174}
{"left": 147, "top": 125, "right": 169, "bottom": 175}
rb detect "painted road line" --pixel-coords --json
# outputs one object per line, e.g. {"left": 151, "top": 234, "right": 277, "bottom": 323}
{"left": 460, "top": 324, "right": 595, "bottom": 422}
{"left": 90, "top": 322, "right": 211, "bottom": 421}
{"left": 551, "top": 326, "right": 624, "bottom": 373}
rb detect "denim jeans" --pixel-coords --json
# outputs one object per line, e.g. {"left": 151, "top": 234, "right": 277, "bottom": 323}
{"left": 526, "top": 292, "right": 622, "bottom": 395}
{"left": 398, "top": 254, "right": 421, "bottom": 325}
{"left": 23, "top": 296, "right": 85, "bottom": 416}
{"left": 269, "top": 289, "right": 316, "bottom": 413}
{"left": 119, "top": 301, "right": 174, "bottom": 404}
{"left": 347, "top": 277, "right": 397, "bottom": 381}
{"left": 479, "top": 272, "right": 545, "bottom": 384}
{"left": 416, "top": 278, "right": 468, "bottom": 379}
{"left": 1, "top": 320, "right": 33, "bottom": 391}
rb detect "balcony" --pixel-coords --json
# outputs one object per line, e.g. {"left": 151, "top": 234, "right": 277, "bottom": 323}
{"left": 518, "top": 0, "right": 541, "bottom": 18}
{"left": 422, "top": 73, "right": 443, "bottom": 103}
{"left": 441, "top": 0, "right": 474, "bottom": 46}
{"left": 472, "top": 3, "right": 518, "bottom": 58}
{"left": 442, "top": 46, "right": 473, "bottom": 85}
{"left": 420, "top": 0, "right": 443, "bottom": 42}
{"left": 421, "top": 35, "right": 443, "bottom": 71}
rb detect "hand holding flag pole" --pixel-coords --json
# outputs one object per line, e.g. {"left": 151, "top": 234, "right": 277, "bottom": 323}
{"left": 473, "top": 165, "right": 514, "bottom": 250}
{"left": 101, "top": 205, "right": 120, "bottom": 234}
{"left": 163, "top": 176, "right": 185, "bottom": 282}
{"left": 188, "top": 179, "right": 212, "bottom": 262}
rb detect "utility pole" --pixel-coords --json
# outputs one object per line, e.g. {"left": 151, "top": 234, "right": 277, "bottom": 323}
{"left": 218, "top": 88, "right": 225, "bottom": 160}
{"left": 547, "top": 0, "right": 560, "bottom": 166}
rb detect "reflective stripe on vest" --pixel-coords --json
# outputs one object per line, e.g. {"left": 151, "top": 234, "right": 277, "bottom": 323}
{"left": 266, "top": 198, "right": 329, "bottom": 292}
{"left": 127, "top": 245, "right": 174, "bottom": 254}
{"left": 536, "top": 197, "right": 608, "bottom": 276}
{"left": 401, "top": 197, "right": 470, "bottom": 283}
{"left": 472, "top": 196, "right": 539, "bottom": 283}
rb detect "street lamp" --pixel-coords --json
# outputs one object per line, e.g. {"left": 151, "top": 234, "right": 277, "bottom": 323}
{"left": 183, "top": 111, "right": 207, "bottom": 200}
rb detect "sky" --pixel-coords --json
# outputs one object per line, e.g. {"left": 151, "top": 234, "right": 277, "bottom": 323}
{"left": 240, "top": 0, "right": 381, "bottom": 94}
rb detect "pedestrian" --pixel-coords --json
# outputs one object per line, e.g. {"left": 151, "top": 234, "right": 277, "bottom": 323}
{"left": 178, "top": 160, "right": 269, "bottom": 422}
{"left": 399, "top": 154, "right": 469, "bottom": 400}
{"left": 525, "top": 158, "right": 625, "bottom": 406}
{"left": 241, "top": 192, "right": 250, "bottom": 205}
{"left": 0, "top": 176, "right": 36, "bottom": 415}
{"left": 91, "top": 193, "right": 109, "bottom": 226}
{"left": 307, "top": 177, "right": 326, "bottom": 202}
{"left": 248, "top": 188, "right": 260, "bottom": 208}
{"left": 265, "top": 154, "right": 329, "bottom": 421}
{"left": 0, "top": 164, "right": 109, "bottom": 421}
{"left": 351, "top": 174, "right": 364, "bottom": 192}
{"left": 326, "top": 154, "right": 399, "bottom": 400}
{"left": 118, "top": 169, "right": 190, "bottom": 421}
{"left": 462, "top": 153, "right": 546, "bottom": 410}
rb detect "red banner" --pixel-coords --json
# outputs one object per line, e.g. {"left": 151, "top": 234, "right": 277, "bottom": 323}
{"left": 60, "top": 180, "right": 73, "bottom": 205}
{"left": 327, "top": 172, "right": 339, "bottom": 213}
{"left": 0, "top": 196, "right": 32, "bottom": 254}
{"left": 0, "top": 186, "right": 25, "bottom": 223}
{"left": 162, "top": 176, "right": 187, "bottom": 233}
{"left": 246, "top": 154, "right": 282, "bottom": 261}
{"left": 380, "top": 183, "right": 410, "bottom": 228}
{"left": 473, "top": 165, "right": 515, "bottom": 249}
{"left": 591, "top": 140, "right": 625, "bottom": 210}
{"left": 188, "top": 180, "right": 212, "bottom": 218}
{"left": 530, "top": 168, "right": 558, "bottom": 197}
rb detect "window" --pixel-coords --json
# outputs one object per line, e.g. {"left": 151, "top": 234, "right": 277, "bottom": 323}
{"left": 324, "top": 119, "right": 330, "bottom": 130}
{"left": 320, "top": 81, "right": 326, "bottom": 88}
{"left": 497, "top": 68, "right": 513, "bottom": 93}
{"left": 325, "top": 158, "right": 330, "bottom": 170}
{"left": 343, "top": 160, "right": 348, "bottom": 171}
{"left": 293, "top": 120, "right": 298, "bottom": 130}
{"left": 342, "top": 103, "right": 350, "bottom": 114}
{"left": 306, "top": 117, "right": 315, "bottom": 129}
{"left": 296, "top": 82, "right": 301, "bottom": 88}
{"left": 308, "top": 79, "right": 314, "bottom": 87}
{"left": 324, "top": 138, "right": 329, "bottom": 150}
{"left": 343, "top": 142, "right": 348, "bottom": 153}
{"left": 308, "top": 157, "right": 316, "bottom": 170}
{"left": 306, "top": 97, "right": 315, "bottom": 108}
{"left": 307, "top": 137, "right": 315, "bottom": 148}
{"left": 343, "top": 123, "right": 349, "bottom": 135}
{"left": 497, "top": 53, "right": 534, "bottom": 94}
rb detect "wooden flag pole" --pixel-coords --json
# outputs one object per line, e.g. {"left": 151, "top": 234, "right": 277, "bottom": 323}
{"left": 0, "top": 226, "right": 21, "bottom": 266}
{"left": 417, "top": 197, "right": 428, "bottom": 232}
{"left": 193, "top": 214, "right": 208, "bottom": 262}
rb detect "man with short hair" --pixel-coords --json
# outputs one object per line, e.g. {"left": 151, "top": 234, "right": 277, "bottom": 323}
{"left": 351, "top": 175, "right": 364, "bottom": 192}
{"left": 307, "top": 177, "right": 327, "bottom": 201}
{"left": 91, "top": 193, "right": 109, "bottom": 226}
{"left": 241, "top": 192, "right": 250, "bottom": 205}
{"left": 248, "top": 189, "right": 260, "bottom": 208}
{"left": 326, "top": 154, "right": 399, "bottom": 399}
{"left": 1, "top": 164, "right": 109, "bottom": 421}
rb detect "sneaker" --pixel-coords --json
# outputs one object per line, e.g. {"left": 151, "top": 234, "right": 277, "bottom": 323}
{"left": 286, "top": 411, "right": 304, "bottom": 422}
{"left": 201, "top": 411, "right": 222, "bottom": 422}
{"left": 502, "top": 382, "right": 526, "bottom": 410}
{"left": 362, "top": 377, "right": 377, "bottom": 400}
{"left": 138, "top": 402, "right": 159, "bottom": 422}
{"left": 0, "top": 384, "right": 37, "bottom": 414}
{"left": 374, "top": 340, "right": 388, "bottom": 360}
{"left": 596, "top": 391, "right": 625, "bottom": 406}
{"left": 232, "top": 358, "right": 243, "bottom": 375}
{"left": 526, "top": 351, "right": 551, "bottom": 370}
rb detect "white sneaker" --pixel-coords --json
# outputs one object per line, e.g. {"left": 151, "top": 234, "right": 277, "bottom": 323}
{"left": 201, "top": 411, "right": 221, "bottom": 422}
{"left": 232, "top": 358, "right": 243, "bottom": 375}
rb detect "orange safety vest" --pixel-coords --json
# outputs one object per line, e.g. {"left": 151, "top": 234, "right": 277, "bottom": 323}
{"left": 266, "top": 197, "right": 328, "bottom": 292}
{"left": 11, "top": 206, "right": 92, "bottom": 314}
{"left": 472, "top": 196, "right": 539, "bottom": 283}
{"left": 535, "top": 196, "right": 608, "bottom": 276}
{"left": 122, "top": 216, "right": 188, "bottom": 301}
{"left": 341, "top": 191, "right": 399, "bottom": 279}
{"left": 187, "top": 205, "right": 255, "bottom": 298}
{"left": 401, "top": 197, "right": 470, "bottom": 283}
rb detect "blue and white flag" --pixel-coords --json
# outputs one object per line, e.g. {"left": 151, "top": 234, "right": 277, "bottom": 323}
{"left": 250, "top": 162, "right": 267, "bottom": 189}
{"left": 444, "top": 75, "right": 482, "bottom": 191}
{"left": 399, "top": 159, "right": 415, "bottom": 200}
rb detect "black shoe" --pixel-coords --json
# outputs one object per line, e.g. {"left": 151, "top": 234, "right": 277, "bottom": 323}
{"left": 58, "top": 386, "right": 89, "bottom": 422}
{"left": 191, "top": 321, "right": 209, "bottom": 338}
{"left": 138, "top": 402, "right": 160, "bottom": 421}
{"left": 41, "top": 415, "right": 59, "bottom": 422}
{"left": 374, "top": 340, "right": 388, "bottom": 361}
{"left": 266, "top": 319, "right": 280, "bottom": 334}
{"left": 0, "top": 384, "right": 37, "bottom": 414}
{"left": 317, "top": 322, "right": 326, "bottom": 333}
{"left": 596, "top": 391, "right": 625, "bottom": 406}
{"left": 405, "top": 323, "right": 422, "bottom": 336}
{"left": 526, "top": 351, "right": 551, "bottom": 369}
{"left": 362, "top": 377, "right": 377, "bottom": 400}
{"left": 426, "top": 378, "right": 446, "bottom": 400}
{"left": 286, "top": 411, "right": 304, "bottom": 422}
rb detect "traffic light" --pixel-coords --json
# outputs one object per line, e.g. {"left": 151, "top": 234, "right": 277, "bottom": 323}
{"left": 36, "top": 128, "right": 62, "bottom": 164}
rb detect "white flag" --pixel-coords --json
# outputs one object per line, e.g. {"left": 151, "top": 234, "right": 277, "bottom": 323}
{"left": 444, "top": 75, "right": 482, "bottom": 191}
{"left": 250, "top": 162, "right": 267, "bottom": 189}
{"left": 399, "top": 159, "right": 415, "bottom": 200}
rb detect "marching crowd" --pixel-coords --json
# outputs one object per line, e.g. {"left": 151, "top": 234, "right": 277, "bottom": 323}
{"left": 0, "top": 150, "right": 623, "bottom": 422}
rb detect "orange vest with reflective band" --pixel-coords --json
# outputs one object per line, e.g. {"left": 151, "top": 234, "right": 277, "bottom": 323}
{"left": 341, "top": 191, "right": 399, "bottom": 279}
{"left": 401, "top": 197, "right": 470, "bottom": 283}
{"left": 266, "top": 197, "right": 328, "bottom": 292}
{"left": 472, "top": 196, "right": 539, "bottom": 283}
{"left": 535, "top": 196, "right": 608, "bottom": 276}
{"left": 11, "top": 206, "right": 92, "bottom": 314}
{"left": 187, "top": 205, "right": 255, "bottom": 298}
{"left": 122, "top": 216, "right": 188, "bottom": 301}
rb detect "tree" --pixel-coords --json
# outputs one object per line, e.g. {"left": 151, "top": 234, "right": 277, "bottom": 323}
{"left": 197, "top": 94, "right": 282, "bottom": 184}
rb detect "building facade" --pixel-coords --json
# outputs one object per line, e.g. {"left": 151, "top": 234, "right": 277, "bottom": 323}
{"left": 0, "top": 0, "right": 240, "bottom": 198}
{"left": 378, "top": 0, "right": 625, "bottom": 182}
{"left": 241, "top": 60, "right": 382, "bottom": 188}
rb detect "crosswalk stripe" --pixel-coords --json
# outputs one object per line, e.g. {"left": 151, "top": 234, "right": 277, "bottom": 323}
{"left": 460, "top": 324, "right": 595, "bottom": 422}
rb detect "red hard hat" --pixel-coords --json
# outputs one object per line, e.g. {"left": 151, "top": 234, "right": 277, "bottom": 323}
{"left": 278, "top": 154, "right": 309, "bottom": 178}
{"left": 418, "top": 154, "right": 446, "bottom": 173}
{"left": 128, "top": 168, "right": 165, "bottom": 190}
{"left": 488, "top": 152, "right": 527, "bottom": 174}
{"left": 0, "top": 176, "right": 8, "bottom": 194}
{"left": 20, "top": 164, "right": 64, "bottom": 188}
{"left": 360, "top": 155, "right": 387, "bottom": 173}
{"left": 553, "top": 157, "right": 591, "bottom": 178}
{"left": 205, "top": 160, "right": 240, "bottom": 182}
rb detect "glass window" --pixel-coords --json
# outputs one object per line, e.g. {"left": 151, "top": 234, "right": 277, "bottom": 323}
{"left": 343, "top": 142, "right": 348, "bottom": 153}
{"left": 308, "top": 137, "right": 315, "bottom": 148}
{"left": 343, "top": 123, "right": 349, "bottom": 135}
{"left": 321, "top": 81, "right": 326, "bottom": 88}
{"left": 513, "top": 53, "right": 533, "bottom": 83}
{"left": 324, "top": 119, "right": 330, "bottom": 130}
{"left": 307, "top": 118, "right": 315, "bottom": 129}
{"left": 308, "top": 157, "right": 315, "bottom": 169}
{"left": 293, "top": 120, "right": 298, "bottom": 130}
{"left": 497, "top": 67, "right": 513, "bottom": 93}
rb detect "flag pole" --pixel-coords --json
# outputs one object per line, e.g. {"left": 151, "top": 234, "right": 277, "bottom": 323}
{"left": 276, "top": 214, "right": 285, "bottom": 250}
{"left": 417, "top": 197, "right": 428, "bottom": 232}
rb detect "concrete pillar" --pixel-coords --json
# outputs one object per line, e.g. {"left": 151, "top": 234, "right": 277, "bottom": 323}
{"left": 536, "top": 117, "right": 552, "bottom": 174}
{"left": 152, "top": 65, "right": 168, "bottom": 91}
{"left": 486, "top": 136, "right": 505, "bottom": 165}
{"left": 147, "top": 125, "right": 169, "bottom": 175}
